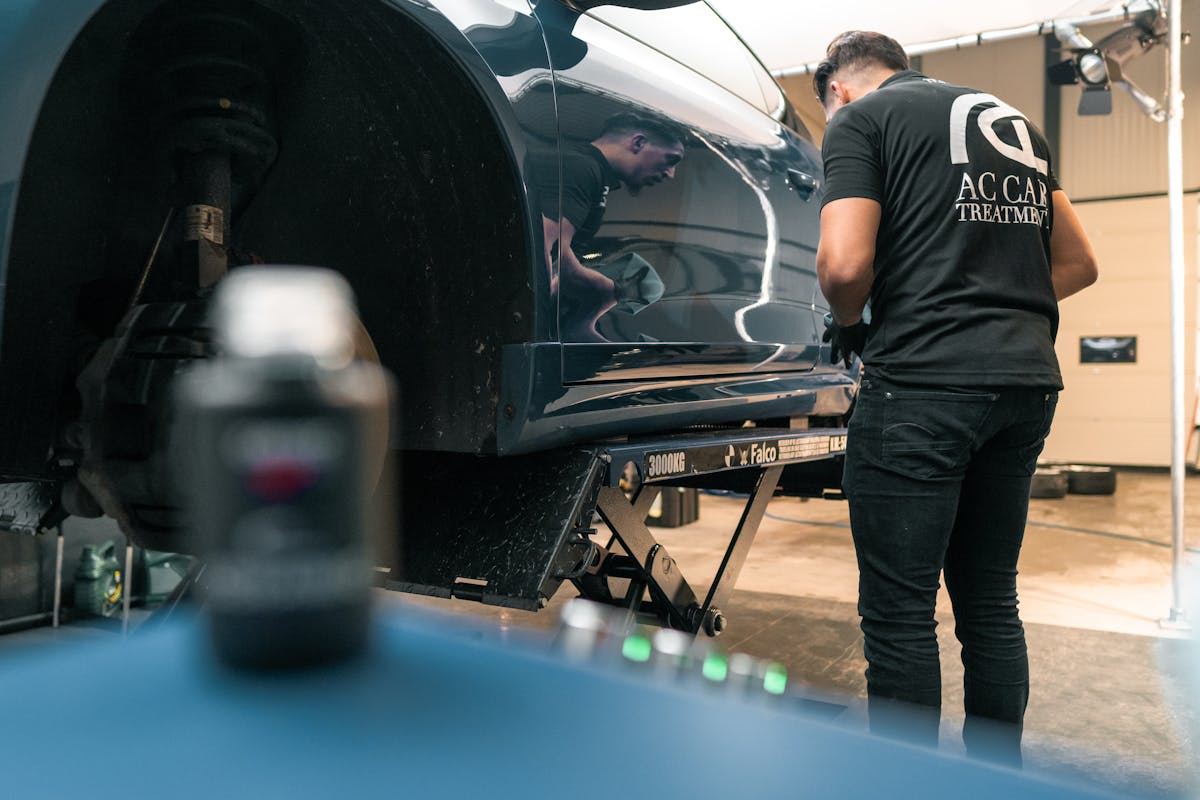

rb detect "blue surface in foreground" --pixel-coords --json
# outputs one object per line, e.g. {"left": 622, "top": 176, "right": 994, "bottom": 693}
{"left": 0, "top": 607, "right": 1117, "bottom": 799}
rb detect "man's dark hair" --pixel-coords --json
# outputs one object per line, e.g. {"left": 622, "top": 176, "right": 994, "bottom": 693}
{"left": 597, "top": 112, "right": 686, "bottom": 148}
{"left": 813, "top": 31, "right": 910, "bottom": 105}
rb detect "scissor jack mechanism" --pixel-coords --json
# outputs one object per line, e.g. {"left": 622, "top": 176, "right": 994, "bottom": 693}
{"left": 578, "top": 465, "right": 782, "bottom": 636}
{"left": 388, "top": 427, "right": 847, "bottom": 637}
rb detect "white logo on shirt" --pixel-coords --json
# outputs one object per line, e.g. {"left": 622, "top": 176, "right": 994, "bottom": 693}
{"left": 949, "top": 93, "right": 1048, "bottom": 176}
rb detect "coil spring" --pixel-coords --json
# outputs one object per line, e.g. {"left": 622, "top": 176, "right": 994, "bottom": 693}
{"left": 150, "top": 8, "right": 278, "bottom": 175}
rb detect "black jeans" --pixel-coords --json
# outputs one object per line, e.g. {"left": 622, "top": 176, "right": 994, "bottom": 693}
{"left": 842, "top": 374, "right": 1058, "bottom": 765}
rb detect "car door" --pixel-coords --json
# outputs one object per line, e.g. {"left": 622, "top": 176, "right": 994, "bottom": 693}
{"left": 534, "top": 0, "right": 822, "bottom": 383}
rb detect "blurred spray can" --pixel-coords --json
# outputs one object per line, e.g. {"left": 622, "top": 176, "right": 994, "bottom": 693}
{"left": 176, "top": 267, "right": 393, "bottom": 669}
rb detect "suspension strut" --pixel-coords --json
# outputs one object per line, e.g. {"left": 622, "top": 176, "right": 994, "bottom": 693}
{"left": 69, "top": 3, "right": 288, "bottom": 546}
{"left": 149, "top": 4, "right": 280, "bottom": 290}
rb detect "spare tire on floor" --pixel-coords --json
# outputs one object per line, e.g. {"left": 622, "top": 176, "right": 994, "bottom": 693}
{"left": 1066, "top": 465, "right": 1117, "bottom": 495}
{"left": 1030, "top": 467, "right": 1068, "bottom": 499}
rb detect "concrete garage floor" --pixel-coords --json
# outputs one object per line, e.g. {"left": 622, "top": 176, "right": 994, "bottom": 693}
{"left": 3, "top": 471, "right": 1196, "bottom": 796}
{"left": 394, "top": 470, "right": 1200, "bottom": 798}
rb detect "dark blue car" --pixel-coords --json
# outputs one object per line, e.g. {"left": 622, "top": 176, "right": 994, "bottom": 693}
{"left": 0, "top": 0, "right": 855, "bottom": 617}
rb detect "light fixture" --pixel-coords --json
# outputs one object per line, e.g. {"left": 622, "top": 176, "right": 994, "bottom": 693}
{"left": 1047, "top": 2, "right": 1172, "bottom": 120}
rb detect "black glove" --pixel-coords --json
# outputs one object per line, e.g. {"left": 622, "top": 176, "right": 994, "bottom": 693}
{"left": 822, "top": 313, "right": 868, "bottom": 369}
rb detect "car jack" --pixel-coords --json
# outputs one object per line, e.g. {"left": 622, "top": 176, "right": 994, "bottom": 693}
{"left": 389, "top": 426, "right": 847, "bottom": 636}
{"left": 581, "top": 464, "right": 782, "bottom": 635}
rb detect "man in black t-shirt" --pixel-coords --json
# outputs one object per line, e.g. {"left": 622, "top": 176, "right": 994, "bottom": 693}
{"left": 532, "top": 113, "right": 684, "bottom": 342}
{"left": 814, "top": 31, "right": 1098, "bottom": 763}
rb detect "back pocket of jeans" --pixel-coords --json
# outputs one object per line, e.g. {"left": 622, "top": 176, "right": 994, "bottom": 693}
{"left": 881, "top": 391, "right": 995, "bottom": 480}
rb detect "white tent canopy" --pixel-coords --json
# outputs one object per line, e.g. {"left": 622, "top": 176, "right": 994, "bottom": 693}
{"left": 707, "top": 1, "right": 1138, "bottom": 74}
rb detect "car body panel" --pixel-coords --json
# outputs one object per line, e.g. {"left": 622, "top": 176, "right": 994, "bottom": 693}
{"left": 538, "top": 3, "right": 825, "bottom": 371}
{"left": 0, "top": 0, "right": 107, "bottom": 297}
{"left": 0, "top": 0, "right": 850, "bottom": 479}
{"left": 497, "top": 342, "right": 855, "bottom": 455}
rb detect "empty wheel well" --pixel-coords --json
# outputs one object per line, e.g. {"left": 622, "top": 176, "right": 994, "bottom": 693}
{"left": 3, "top": 0, "right": 537, "bottom": 477}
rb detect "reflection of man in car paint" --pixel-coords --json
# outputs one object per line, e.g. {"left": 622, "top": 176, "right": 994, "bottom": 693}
{"left": 536, "top": 112, "right": 685, "bottom": 342}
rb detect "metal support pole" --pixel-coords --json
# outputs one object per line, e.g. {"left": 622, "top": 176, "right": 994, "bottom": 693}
{"left": 0, "top": 613, "right": 54, "bottom": 633}
{"left": 596, "top": 487, "right": 701, "bottom": 632}
{"left": 122, "top": 540, "right": 134, "bottom": 636}
{"left": 52, "top": 527, "right": 64, "bottom": 629}
{"left": 1163, "top": 0, "right": 1189, "bottom": 629}
{"left": 700, "top": 465, "right": 784, "bottom": 621}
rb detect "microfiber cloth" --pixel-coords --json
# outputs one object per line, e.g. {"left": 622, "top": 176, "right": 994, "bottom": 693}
{"left": 594, "top": 252, "right": 665, "bottom": 315}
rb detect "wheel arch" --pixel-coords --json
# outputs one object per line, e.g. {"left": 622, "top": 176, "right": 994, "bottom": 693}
{"left": 0, "top": 0, "right": 545, "bottom": 477}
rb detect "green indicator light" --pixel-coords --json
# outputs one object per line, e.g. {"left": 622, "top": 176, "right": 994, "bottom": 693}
{"left": 763, "top": 663, "right": 788, "bottom": 695}
{"left": 702, "top": 653, "right": 728, "bottom": 682}
{"left": 622, "top": 635, "right": 652, "bottom": 663}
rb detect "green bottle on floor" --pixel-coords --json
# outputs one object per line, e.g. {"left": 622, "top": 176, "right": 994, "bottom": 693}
{"left": 74, "top": 541, "right": 122, "bottom": 618}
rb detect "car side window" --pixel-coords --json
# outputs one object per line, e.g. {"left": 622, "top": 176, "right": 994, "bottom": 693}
{"left": 538, "top": 0, "right": 824, "bottom": 352}
{"left": 744, "top": 51, "right": 813, "bottom": 138}
{"left": 584, "top": 3, "right": 770, "bottom": 115}
{"left": 746, "top": 50, "right": 786, "bottom": 120}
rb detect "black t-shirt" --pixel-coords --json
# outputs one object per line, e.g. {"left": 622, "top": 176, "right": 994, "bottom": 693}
{"left": 821, "top": 71, "right": 1062, "bottom": 389}
{"left": 530, "top": 142, "right": 619, "bottom": 247}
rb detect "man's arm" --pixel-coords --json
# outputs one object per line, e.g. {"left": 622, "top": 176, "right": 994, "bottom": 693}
{"left": 1049, "top": 190, "right": 1098, "bottom": 301}
{"left": 547, "top": 215, "right": 615, "bottom": 299}
{"left": 542, "top": 215, "right": 560, "bottom": 296}
{"left": 817, "top": 197, "right": 880, "bottom": 325}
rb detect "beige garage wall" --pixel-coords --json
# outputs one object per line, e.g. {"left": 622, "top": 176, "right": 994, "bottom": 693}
{"left": 1046, "top": 194, "right": 1199, "bottom": 465}
{"left": 774, "top": 1, "right": 1199, "bottom": 466}
{"left": 777, "top": 73, "right": 826, "bottom": 143}
{"left": 922, "top": 35, "right": 1046, "bottom": 131}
